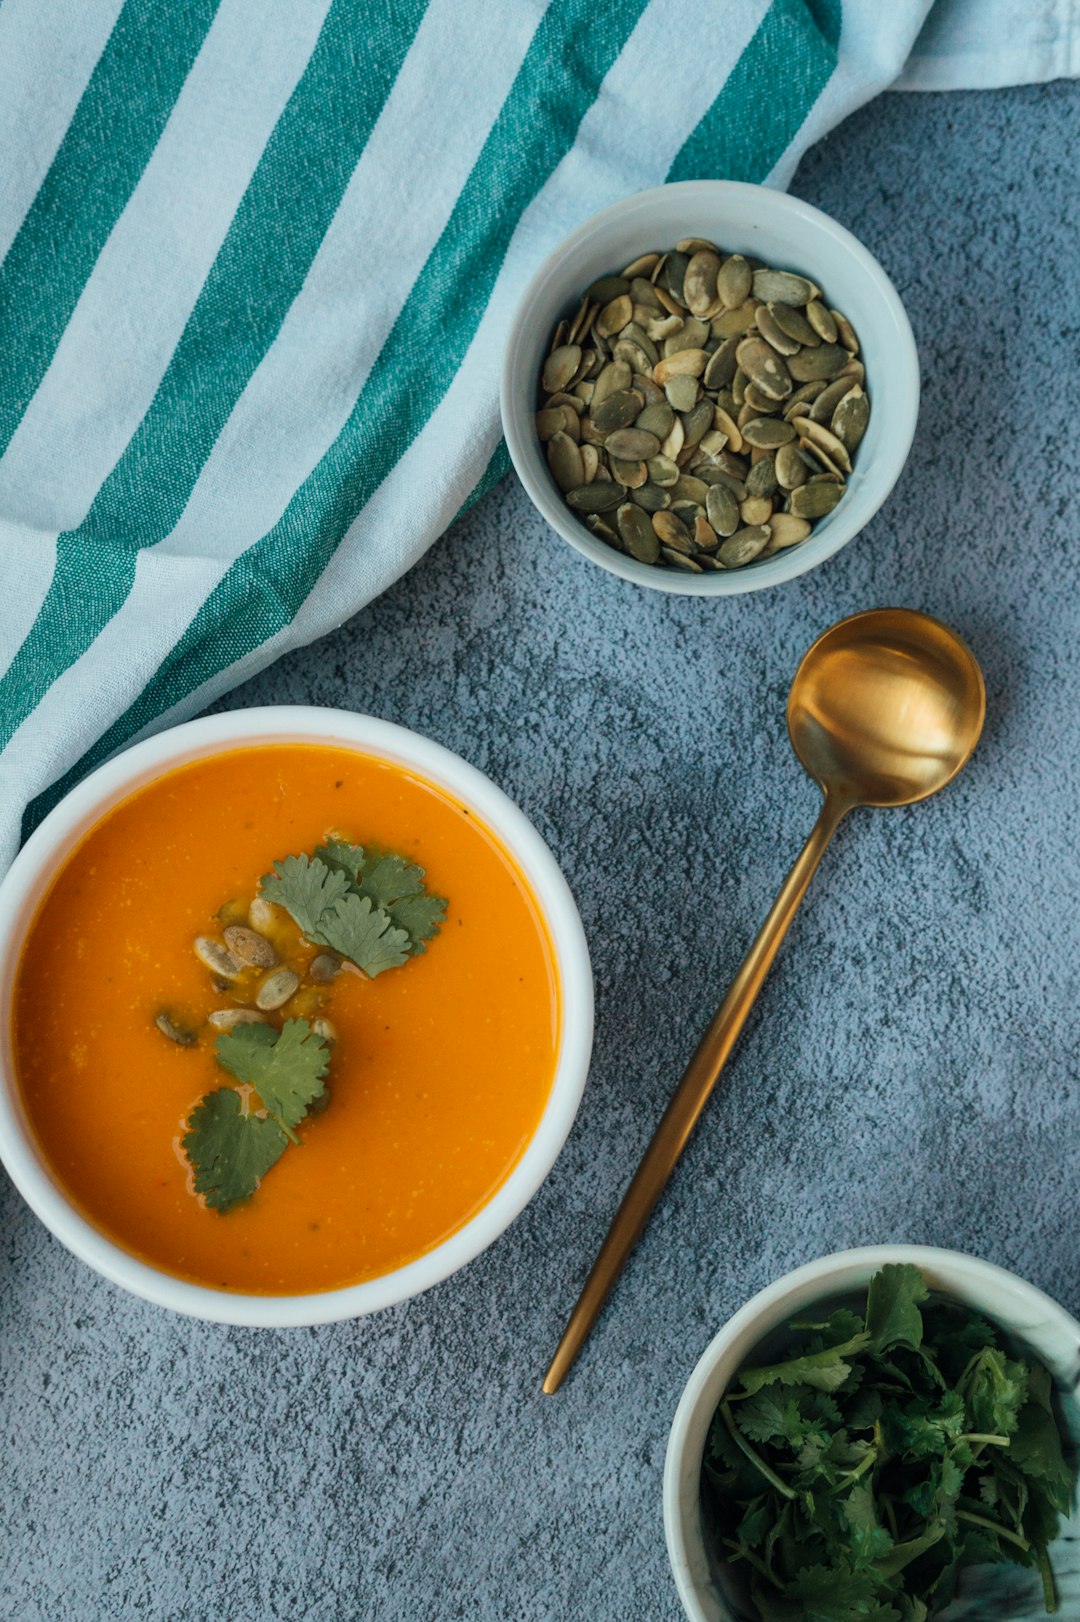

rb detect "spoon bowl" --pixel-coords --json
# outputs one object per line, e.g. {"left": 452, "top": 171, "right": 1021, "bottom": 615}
{"left": 789, "top": 608, "right": 985, "bottom": 808}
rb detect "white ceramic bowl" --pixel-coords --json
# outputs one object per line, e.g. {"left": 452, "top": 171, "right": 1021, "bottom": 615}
{"left": 665, "top": 1245, "right": 1080, "bottom": 1621}
{"left": 501, "top": 180, "right": 919, "bottom": 596}
{"left": 0, "top": 707, "right": 594, "bottom": 1327}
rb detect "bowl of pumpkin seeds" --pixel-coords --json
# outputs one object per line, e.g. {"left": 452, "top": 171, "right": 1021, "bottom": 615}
{"left": 501, "top": 181, "right": 918, "bottom": 594}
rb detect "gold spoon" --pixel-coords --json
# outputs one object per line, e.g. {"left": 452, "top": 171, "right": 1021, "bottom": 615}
{"left": 543, "top": 607, "right": 985, "bottom": 1393}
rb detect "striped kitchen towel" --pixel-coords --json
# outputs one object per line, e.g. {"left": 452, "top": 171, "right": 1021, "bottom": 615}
{"left": 0, "top": 0, "right": 1075, "bottom": 870}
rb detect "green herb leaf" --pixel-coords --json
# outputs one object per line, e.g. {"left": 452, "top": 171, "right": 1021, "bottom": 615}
{"left": 260, "top": 852, "right": 351, "bottom": 937}
{"left": 738, "top": 1333, "right": 871, "bottom": 1396}
{"left": 214, "top": 1019, "right": 329, "bottom": 1131}
{"left": 865, "top": 1264, "right": 929, "bottom": 1353}
{"left": 317, "top": 839, "right": 447, "bottom": 954}
{"left": 181, "top": 1088, "right": 288, "bottom": 1212}
{"left": 315, "top": 891, "right": 412, "bottom": 978}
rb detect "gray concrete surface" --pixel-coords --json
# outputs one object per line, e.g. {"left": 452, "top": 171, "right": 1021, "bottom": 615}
{"left": 3, "top": 83, "right": 1079, "bottom": 1621}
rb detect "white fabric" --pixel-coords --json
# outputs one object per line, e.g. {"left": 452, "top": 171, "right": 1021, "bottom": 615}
{"left": 897, "top": 0, "right": 1080, "bottom": 89}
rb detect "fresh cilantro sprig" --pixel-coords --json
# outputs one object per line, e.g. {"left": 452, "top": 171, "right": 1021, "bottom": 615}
{"left": 182, "top": 1020, "right": 329, "bottom": 1212}
{"left": 705, "top": 1264, "right": 1078, "bottom": 1620}
{"left": 261, "top": 837, "right": 446, "bottom": 975}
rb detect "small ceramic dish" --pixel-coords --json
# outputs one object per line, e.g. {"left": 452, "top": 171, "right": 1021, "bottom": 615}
{"left": 0, "top": 707, "right": 594, "bottom": 1327}
{"left": 501, "top": 180, "right": 919, "bottom": 596}
{"left": 664, "top": 1245, "right": 1080, "bottom": 1621}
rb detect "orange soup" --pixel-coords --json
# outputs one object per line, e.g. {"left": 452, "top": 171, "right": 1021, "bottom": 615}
{"left": 12, "top": 744, "right": 559, "bottom": 1293}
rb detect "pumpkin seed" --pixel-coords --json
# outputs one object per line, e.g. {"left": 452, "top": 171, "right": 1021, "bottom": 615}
{"left": 547, "top": 432, "right": 585, "bottom": 493}
{"left": 592, "top": 359, "right": 632, "bottom": 409}
{"left": 767, "top": 513, "right": 812, "bottom": 549}
{"left": 831, "top": 385, "right": 870, "bottom": 452}
{"left": 249, "top": 896, "right": 279, "bottom": 931}
{"left": 789, "top": 481, "right": 843, "bottom": 518}
{"left": 310, "top": 952, "right": 342, "bottom": 984}
{"left": 652, "top": 510, "right": 693, "bottom": 553}
{"left": 595, "top": 295, "right": 632, "bottom": 339}
{"left": 738, "top": 492, "right": 772, "bottom": 525}
{"left": 790, "top": 416, "right": 853, "bottom": 474}
{"left": 156, "top": 1010, "right": 197, "bottom": 1047}
{"left": 741, "top": 416, "right": 795, "bottom": 449}
{"left": 775, "top": 441, "right": 809, "bottom": 490}
{"left": 604, "top": 427, "right": 660, "bottom": 461}
{"left": 617, "top": 503, "right": 661, "bottom": 563}
{"left": 586, "top": 274, "right": 629, "bottom": 304}
{"left": 751, "top": 269, "right": 816, "bottom": 306}
{"left": 661, "top": 547, "right": 702, "bottom": 572}
{"left": 663, "top": 315, "right": 709, "bottom": 355}
{"left": 654, "top": 349, "right": 708, "bottom": 384}
{"left": 537, "top": 241, "right": 866, "bottom": 572}
{"left": 745, "top": 454, "right": 778, "bottom": 499}
{"left": 787, "top": 343, "right": 849, "bottom": 382}
{"left": 755, "top": 304, "right": 801, "bottom": 357}
{"left": 593, "top": 388, "right": 645, "bottom": 433}
{"left": 542, "top": 344, "right": 582, "bottom": 394}
{"left": 312, "top": 1017, "right": 337, "bottom": 1046}
{"left": 831, "top": 309, "right": 859, "bottom": 353}
{"left": 684, "top": 250, "right": 721, "bottom": 318}
{"left": 635, "top": 402, "right": 675, "bottom": 440}
{"left": 256, "top": 967, "right": 300, "bottom": 1012}
{"left": 706, "top": 482, "right": 740, "bottom": 536}
{"left": 712, "top": 301, "right": 759, "bottom": 338}
{"left": 806, "top": 300, "right": 838, "bottom": 342}
{"left": 647, "top": 454, "right": 680, "bottom": 487}
{"left": 719, "top": 526, "right": 770, "bottom": 566}
{"left": 631, "top": 482, "right": 672, "bottom": 512}
{"left": 223, "top": 925, "right": 278, "bottom": 969}
{"left": 664, "top": 374, "right": 700, "bottom": 413}
{"left": 194, "top": 936, "right": 245, "bottom": 981}
{"left": 681, "top": 397, "right": 714, "bottom": 449}
{"left": 735, "top": 337, "right": 792, "bottom": 400}
{"left": 566, "top": 481, "right": 624, "bottom": 512}
{"left": 716, "top": 254, "right": 752, "bottom": 309}
{"left": 207, "top": 1008, "right": 271, "bottom": 1030}
{"left": 807, "top": 375, "right": 855, "bottom": 424}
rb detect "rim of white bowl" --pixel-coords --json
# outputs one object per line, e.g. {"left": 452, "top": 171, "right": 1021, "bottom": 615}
{"left": 501, "top": 180, "right": 920, "bottom": 596}
{"left": 663, "top": 1244, "right": 1080, "bottom": 1622}
{"left": 0, "top": 707, "right": 594, "bottom": 1327}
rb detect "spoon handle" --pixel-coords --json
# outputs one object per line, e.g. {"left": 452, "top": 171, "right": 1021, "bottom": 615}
{"left": 543, "top": 792, "right": 849, "bottom": 1394}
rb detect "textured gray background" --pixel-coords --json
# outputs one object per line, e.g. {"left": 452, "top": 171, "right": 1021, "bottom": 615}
{"left": 3, "top": 84, "right": 1079, "bottom": 1621}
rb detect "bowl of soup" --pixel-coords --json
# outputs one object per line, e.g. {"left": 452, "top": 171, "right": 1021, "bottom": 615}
{"left": 0, "top": 707, "right": 593, "bottom": 1326}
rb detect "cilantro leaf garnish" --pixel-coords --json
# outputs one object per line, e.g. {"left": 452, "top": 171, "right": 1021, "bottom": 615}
{"left": 183, "top": 1020, "right": 330, "bottom": 1211}
{"left": 182, "top": 1088, "right": 289, "bottom": 1212}
{"left": 316, "top": 838, "right": 447, "bottom": 953}
{"left": 262, "top": 837, "right": 446, "bottom": 973}
{"left": 215, "top": 1019, "right": 329, "bottom": 1133}
{"left": 705, "top": 1264, "right": 1078, "bottom": 1620}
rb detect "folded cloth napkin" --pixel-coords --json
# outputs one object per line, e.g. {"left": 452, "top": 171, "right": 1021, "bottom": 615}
{"left": 0, "top": 0, "right": 1075, "bottom": 870}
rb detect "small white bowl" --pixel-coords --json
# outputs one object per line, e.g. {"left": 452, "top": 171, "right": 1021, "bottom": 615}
{"left": 501, "top": 180, "right": 919, "bottom": 596}
{"left": 664, "top": 1245, "right": 1080, "bottom": 1621}
{"left": 0, "top": 707, "right": 594, "bottom": 1327}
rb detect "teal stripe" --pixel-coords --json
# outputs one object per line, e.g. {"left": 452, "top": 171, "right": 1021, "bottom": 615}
{"left": 0, "top": 0, "right": 219, "bottom": 452}
{"left": 21, "top": 0, "right": 650, "bottom": 825}
{"left": 667, "top": 0, "right": 841, "bottom": 183}
{"left": 0, "top": 0, "right": 428, "bottom": 752}
{"left": 21, "top": 441, "right": 509, "bottom": 842}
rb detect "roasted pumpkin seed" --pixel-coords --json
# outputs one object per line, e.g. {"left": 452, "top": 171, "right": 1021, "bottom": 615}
{"left": 223, "top": 925, "right": 278, "bottom": 969}
{"left": 256, "top": 967, "right": 300, "bottom": 1011}
{"left": 617, "top": 503, "right": 661, "bottom": 563}
{"left": 156, "top": 1010, "right": 197, "bottom": 1047}
{"left": 194, "top": 936, "right": 245, "bottom": 980}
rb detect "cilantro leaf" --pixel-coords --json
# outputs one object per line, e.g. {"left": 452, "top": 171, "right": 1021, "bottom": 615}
{"left": 842, "top": 1480, "right": 895, "bottom": 1568}
{"left": 738, "top": 1333, "right": 871, "bottom": 1396}
{"left": 214, "top": 1019, "right": 329, "bottom": 1132}
{"left": 314, "top": 892, "right": 412, "bottom": 977}
{"left": 958, "top": 1347, "right": 1028, "bottom": 1438}
{"left": 317, "top": 839, "right": 447, "bottom": 954}
{"left": 865, "top": 1264, "right": 928, "bottom": 1353}
{"left": 182, "top": 1088, "right": 288, "bottom": 1212}
{"left": 260, "top": 853, "right": 351, "bottom": 936}
{"left": 1011, "top": 1400, "right": 1076, "bottom": 1514}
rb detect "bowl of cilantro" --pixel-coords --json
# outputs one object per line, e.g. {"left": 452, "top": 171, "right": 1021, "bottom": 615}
{"left": 664, "top": 1247, "right": 1080, "bottom": 1622}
